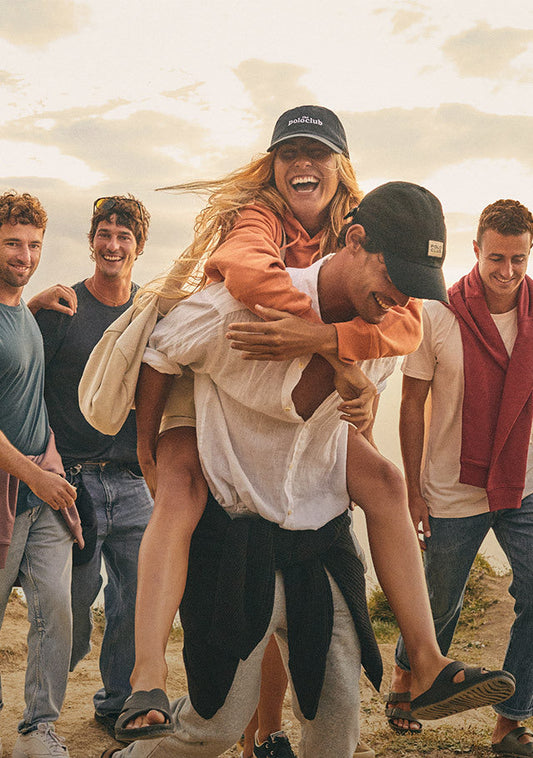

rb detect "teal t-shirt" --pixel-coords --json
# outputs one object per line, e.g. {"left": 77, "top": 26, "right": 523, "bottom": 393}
{"left": 0, "top": 301, "right": 50, "bottom": 516}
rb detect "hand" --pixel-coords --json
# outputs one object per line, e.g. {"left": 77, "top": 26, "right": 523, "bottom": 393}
{"left": 27, "top": 470, "right": 77, "bottom": 510}
{"left": 337, "top": 390, "right": 376, "bottom": 433}
{"left": 226, "top": 305, "right": 337, "bottom": 361}
{"left": 138, "top": 449, "right": 157, "bottom": 498}
{"left": 408, "top": 492, "right": 431, "bottom": 550}
{"left": 27, "top": 285, "right": 78, "bottom": 316}
{"left": 331, "top": 360, "right": 376, "bottom": 433}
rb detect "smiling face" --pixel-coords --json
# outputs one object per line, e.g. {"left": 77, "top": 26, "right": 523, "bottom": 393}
{"left": 349, "top": 250, "right": 410, "bottom": 324}
{"left": 273, "top": 137, "right": 340, "bottom": 235}
{"left": 319, "top": 224, "right": 410, "bottom": 325}
{"left": 0, "top": 222, "right": 43, "bottom": 305}
{"left": 91, "top": 214, "right": 139, "bottom": 282}
{"left": 474, "top": 228, "right": 531, "bottom": 313}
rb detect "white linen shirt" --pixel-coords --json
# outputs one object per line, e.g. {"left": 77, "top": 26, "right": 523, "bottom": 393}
{"left": 144, "top": 257, "right": 396, "bottom": 531}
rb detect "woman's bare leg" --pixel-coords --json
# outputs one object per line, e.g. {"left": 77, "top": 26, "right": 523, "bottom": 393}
{"left": 126, "top": 426, "right": 207, "bottom": 730}
{"left": 346, "top": 429, "right": 455, "bottom": 728}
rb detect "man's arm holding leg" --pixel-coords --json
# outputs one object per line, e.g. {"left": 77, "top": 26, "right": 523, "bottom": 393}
{"left": 291, "top": 354, "right": 376, "bottom": 430}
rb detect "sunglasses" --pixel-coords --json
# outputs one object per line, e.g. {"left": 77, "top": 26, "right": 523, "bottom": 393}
{"left": 93, "top": 196, "right": 146, "bottom": 223}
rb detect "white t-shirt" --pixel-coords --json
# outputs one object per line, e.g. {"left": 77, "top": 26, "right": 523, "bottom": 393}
{"left": 402, "top": 300, "right": 533, "bottom": 518}
{"left": 144, "top": 257, "right": 396, "bottom": 530}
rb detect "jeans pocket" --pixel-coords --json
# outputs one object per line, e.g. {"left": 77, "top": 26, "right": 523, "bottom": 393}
{"left": 124, "top": 464, "right": 145, "bottom": 480}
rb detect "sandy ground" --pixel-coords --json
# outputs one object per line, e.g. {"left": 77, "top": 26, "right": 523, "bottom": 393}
{"left": 0, "top": 573, "right": 531, "bottom": 758}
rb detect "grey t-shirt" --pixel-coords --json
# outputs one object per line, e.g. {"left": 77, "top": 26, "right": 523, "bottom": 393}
{"left": 36, "top": 280, "right": 140, "bottom": 467}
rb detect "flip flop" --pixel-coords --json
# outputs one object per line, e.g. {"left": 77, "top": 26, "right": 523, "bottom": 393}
{"left": 384, "top": 691, "right": 422, "bottom": 735}
{"left": 411, "top": 661, "right": 516, "bottom": 720}
{"left": 492, "top": 727, "right": 533, "bottom": 756}
{"left": 114, "top": 688, "right": 175, "bottom": 743}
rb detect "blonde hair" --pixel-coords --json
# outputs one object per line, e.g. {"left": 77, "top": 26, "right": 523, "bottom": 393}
{"left": 136, "top": 150, "right": 362, "bottom": 312}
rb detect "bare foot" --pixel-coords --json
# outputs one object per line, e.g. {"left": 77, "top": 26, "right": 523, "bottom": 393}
{"left": 125, "top": 709, "right": 167, "bottom": 731}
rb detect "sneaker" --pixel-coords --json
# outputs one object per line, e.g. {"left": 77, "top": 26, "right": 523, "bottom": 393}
{"left": 253, "top": 730, "right": 296, "bottom": 758}
{"left": 12, "top": 723, "right": 69, "bottom": 757}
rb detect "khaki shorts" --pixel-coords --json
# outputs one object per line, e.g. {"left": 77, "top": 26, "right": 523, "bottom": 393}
{"left": 160, "top": 367, "right": 196, "bottom": 433}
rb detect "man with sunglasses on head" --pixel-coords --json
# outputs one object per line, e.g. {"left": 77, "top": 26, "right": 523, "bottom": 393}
{"left": 28, "top": 195, "right": 154, "bottom": 739}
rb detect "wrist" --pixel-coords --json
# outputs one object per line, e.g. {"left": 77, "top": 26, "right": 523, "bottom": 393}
{"left": 314, "top": 324, "right": 338, "bottom": 359}
{"left": 137, "top": 444, "right": 156, "bottom": 467}
{"left": 407, "top": 485, "right": 423, "bottom": 500}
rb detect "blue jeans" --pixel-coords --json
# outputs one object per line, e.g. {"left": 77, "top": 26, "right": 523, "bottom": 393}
{"left": 69, "top": 466, "right": 152, "bottom": 716}
{"left": 0, "top": 498, "right": 73, "bottom": 732}
{"left": 395, "top": 493, "right": 533, "bottom": 720}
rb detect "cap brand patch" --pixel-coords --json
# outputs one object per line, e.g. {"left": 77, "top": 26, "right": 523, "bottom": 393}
{"left": 287, "top": 116, "right": 323, "bottom": 126}
{"left": 428, "top": 240, "right": 444, "bottom": 258}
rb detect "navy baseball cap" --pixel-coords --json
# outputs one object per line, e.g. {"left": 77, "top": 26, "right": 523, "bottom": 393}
{"left": 267, "top": 105, "right": 349, "bottom": 157}
{"left": 349, "top": 181, "right": 448, "bottom": 302}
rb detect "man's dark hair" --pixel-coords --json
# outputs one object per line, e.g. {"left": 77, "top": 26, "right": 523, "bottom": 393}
{"left": 88, "top": 195, "right": 150, "bottom": 252}
{"left": 337, "top": 217, "right": 380, "bottom": 254}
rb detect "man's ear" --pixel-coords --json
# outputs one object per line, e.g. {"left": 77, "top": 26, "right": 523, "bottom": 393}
{"left": 345, "top": 223, "right": 366, "bottom": 251}
{"left": 473, "top": 239, "right": 480, "bottom": 261}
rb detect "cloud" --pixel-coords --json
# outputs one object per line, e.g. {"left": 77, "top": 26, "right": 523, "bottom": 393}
{"left": 2, "top": 58, "right": 318, "bottom": 196}
{"left": 389, "top": 7, "right": 426, "bottom": 34}
{"left": 234, "top": 59, "right": 315, "bottom": 148}
{"left": 4, "top": 97, "right": 533, "bottom": 201}
{"left": 0, "top": 0, "right": 90, "bottom": 48}
{"left": 340, "top": 104, "right": 533, "bottom": 184}
{"left": 443, "top": 22, "right": 533, "bottom": 78}
{"left": 0, "top": 70, "right": 22, "bottom": 88}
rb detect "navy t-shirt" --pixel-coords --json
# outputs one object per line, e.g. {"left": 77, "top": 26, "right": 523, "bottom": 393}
{"left": 36, "top": 281, "right": 140, "bottom": 468}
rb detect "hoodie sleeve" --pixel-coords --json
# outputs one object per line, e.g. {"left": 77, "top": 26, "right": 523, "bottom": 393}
{"left": 334, "top": 298, "right": 423, "bottom": 363}
{"left": 204, "top": 205, "right": 322, "bottom": 324}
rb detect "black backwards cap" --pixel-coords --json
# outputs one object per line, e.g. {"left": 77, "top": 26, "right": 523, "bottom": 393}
{"left": 267, "top": 105, "right": 349, "bottom": 158}
{"left": 348, "top": 181, "right": 448, "bottom": 302}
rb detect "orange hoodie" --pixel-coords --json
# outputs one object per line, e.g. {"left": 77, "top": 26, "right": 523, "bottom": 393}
{"left": 204, "top": 204, "right": 422, "bottom": 363}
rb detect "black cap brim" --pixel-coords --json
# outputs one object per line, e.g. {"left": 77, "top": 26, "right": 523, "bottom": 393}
{"left": 383, "top": 252, "right": 449, "bottom": 303}
{"left": 267, "top": 133, "right": 345, "bottom": 155}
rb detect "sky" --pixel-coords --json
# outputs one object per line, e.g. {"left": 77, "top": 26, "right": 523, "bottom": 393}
{"left": 2, "top": 0, "right": 529, "bottom": 567}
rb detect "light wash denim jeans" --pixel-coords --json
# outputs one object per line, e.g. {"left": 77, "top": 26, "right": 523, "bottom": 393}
{"left": 69, "top": 465, "right": 152, "bottom": 716}
{"left": 0, "top": 497, "right": 73, "bottom": 732}
{"left": 395, "top": 492, "right": 533, "bottom": 720}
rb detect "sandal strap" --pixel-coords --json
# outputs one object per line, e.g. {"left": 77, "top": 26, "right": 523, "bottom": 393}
{"left": 384, "top": 691, "right": 411, "bottom": 703}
